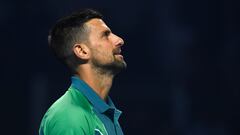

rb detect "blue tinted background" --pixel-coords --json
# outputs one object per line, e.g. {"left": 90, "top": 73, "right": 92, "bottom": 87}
{"left": 1, "top": 0, "right": 240, "bottom": 135}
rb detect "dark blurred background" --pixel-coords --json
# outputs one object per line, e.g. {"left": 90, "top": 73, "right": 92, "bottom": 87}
{"left": 1, "top": 0, "right": 240, "bottom": 134}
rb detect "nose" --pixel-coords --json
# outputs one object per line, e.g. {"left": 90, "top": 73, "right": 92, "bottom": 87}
{"left": 114, "top": 34, "right": 124, "bottom": 47}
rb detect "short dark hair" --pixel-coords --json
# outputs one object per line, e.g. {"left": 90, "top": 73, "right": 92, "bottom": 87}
{"left": 48, "top": 9, "right": 103, "bottom": 73}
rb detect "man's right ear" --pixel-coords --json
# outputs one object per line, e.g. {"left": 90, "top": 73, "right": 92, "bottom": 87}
{"left": 73, "top": 43, "right": 90, "bottom": 60}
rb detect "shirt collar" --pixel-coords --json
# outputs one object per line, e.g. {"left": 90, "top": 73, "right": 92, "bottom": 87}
{"left": 71, "top": 76, "right": 118, "bottom": 114}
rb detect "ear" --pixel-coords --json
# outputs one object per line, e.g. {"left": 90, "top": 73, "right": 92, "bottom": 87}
{"left": 73, "top": 43, "right": 90, "bottom": 60}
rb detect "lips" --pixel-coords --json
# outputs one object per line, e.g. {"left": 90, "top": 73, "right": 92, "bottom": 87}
{"left": 113, "top": 48, "right": 124, "bottom": 59}
{"left": 113, "top": 48, "right": 122, "bottom": 55}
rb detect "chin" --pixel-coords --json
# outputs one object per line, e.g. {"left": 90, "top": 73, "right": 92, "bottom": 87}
{"left": 114, "top": 61, "right": 127, "bottom": 71}
{"left": 104, "top": 60, "right": 127, "bottom": 75}
{"left": 115, "top": 58, "right": 127, "bottom": 68}
{"left": 91, "top": 57, "right": 127, "bottom": 75}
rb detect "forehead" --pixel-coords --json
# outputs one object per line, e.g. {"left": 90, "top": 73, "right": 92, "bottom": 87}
{"left": 85, "top": 18, "right": 110, "bottom": 32}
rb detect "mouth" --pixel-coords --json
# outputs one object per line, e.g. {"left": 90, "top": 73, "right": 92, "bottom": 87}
{"left": 113, "top": 48, "right": 124, "bottom": 58}
{"left": 113, "top": 48, "right": 122, "bottom": 55}
{"left": 114, "top": 48, "right": 121, "bottom": 54}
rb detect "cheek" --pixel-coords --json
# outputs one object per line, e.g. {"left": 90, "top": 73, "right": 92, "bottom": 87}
{"left": 101, "top": 50, "right": 115, "bottom": 62}
{"left": 92, "top": 47, "right": 113, "bottom": 60}
{"left": 91, "top": 43, "right": 114, "bottom": 59}
{"left": 99, "top": 44, "right": 114, "bottom": 56}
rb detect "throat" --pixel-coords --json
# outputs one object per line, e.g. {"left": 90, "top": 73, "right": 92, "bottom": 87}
{"left": 82, "top": 67, "right": 114, "bottom": 100}
{"left": 93, "top": 74, "right": 113, "bottom": 100}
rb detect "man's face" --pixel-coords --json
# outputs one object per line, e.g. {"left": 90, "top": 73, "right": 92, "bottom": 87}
{"left": 85, "top": 18, "right": 127, "bottom": 74}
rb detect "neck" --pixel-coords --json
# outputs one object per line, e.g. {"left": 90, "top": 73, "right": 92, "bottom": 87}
{"left": 75, "top": 64, "right": 114, "bottom": 100}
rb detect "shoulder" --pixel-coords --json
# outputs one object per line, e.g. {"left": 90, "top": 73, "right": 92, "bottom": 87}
{"left": 42, "top": 109, "right": 90, "bottom": 134}
{"left": 40, "top": 90, "right": 94, "bottom": 135}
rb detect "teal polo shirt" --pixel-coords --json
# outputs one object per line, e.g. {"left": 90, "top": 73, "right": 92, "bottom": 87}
{"left": 39, "top": 76, "right": 124, "bottom": 135}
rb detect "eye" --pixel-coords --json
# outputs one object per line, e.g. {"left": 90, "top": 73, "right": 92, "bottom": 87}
{"left": 103, "top": 30, "right": 111, "bottom": 37}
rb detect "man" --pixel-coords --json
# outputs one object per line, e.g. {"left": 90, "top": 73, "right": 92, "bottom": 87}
{"left": 39, "top": 9, "right": 127, "bottom": 135}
